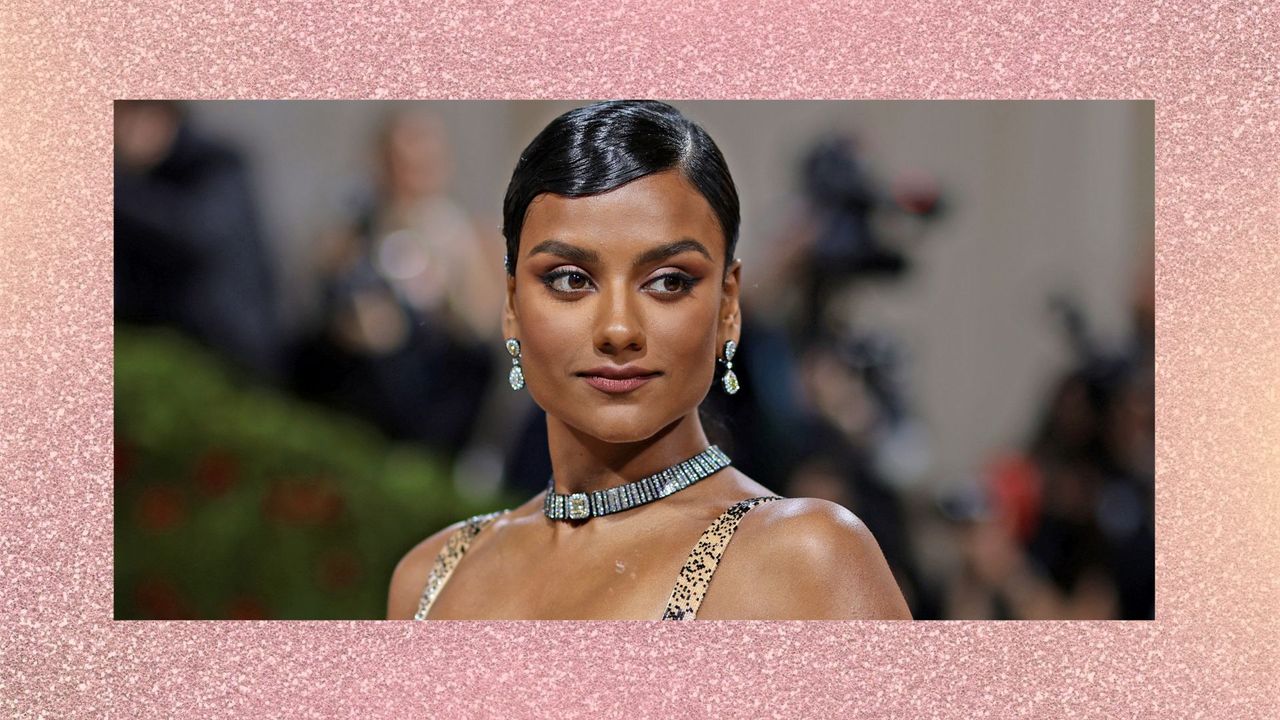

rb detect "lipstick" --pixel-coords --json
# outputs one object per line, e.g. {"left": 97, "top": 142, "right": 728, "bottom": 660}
{"left": 582, "top": 374, "right": 659, "bottom": 394}
{"left": 578, "top": 365, "right": 661, "bottom": 394}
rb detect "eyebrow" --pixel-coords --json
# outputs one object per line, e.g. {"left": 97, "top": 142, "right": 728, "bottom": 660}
{"left": 527, "top": 238, "right": 713, "bottom": 267}
{"left": 634, "top": 238, "right": 713, "bottom": 267}
{"left": 526, "top": 239, "right": 599, "bottom": 265}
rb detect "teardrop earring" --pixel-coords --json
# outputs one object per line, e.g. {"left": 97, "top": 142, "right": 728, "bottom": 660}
{"left": 506, "top": 338, "right": 525, "bottom": 390}
{"left": 720, "top": 339, "right": 740, "bottom": 395}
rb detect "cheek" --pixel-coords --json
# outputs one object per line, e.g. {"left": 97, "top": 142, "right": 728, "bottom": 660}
{"left": 650, "top": 304, "right": 720, "bottom": 391}
{"left": 512, "top": 295, "right": 588, "bottom": 374}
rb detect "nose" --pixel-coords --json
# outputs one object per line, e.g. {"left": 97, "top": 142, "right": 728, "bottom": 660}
{"left": 593, "top": 280, "right": 645, "bottom": 355}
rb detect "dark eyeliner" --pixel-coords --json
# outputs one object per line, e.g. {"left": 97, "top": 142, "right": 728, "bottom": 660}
{"left": 541, "top": 268, "right": 592, "bottom": 293}
{"left": 649, "top": 271, "right": 700, "bottom": 295}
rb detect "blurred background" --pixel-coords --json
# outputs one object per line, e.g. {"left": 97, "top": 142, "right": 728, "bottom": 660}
{"left": 114, "top": 100, "right": 1154, "bottom": 620}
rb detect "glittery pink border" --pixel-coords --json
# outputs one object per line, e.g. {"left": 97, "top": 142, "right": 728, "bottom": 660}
{"left": 2, "top": 1, "right": 1277, "bottom": 716}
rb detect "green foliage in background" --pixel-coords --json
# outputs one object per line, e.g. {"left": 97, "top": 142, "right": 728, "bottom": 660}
{"left": 114, "top": 325, "right": 510, "bottom": 619}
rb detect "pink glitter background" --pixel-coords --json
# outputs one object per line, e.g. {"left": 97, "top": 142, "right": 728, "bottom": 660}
{"left": 2, "top": 0, "right": 1277, "bottom": 716}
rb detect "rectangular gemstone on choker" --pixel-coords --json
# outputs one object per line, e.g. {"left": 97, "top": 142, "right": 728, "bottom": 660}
{"left": 568, "top": 492, "right": 589, "bottom": 520}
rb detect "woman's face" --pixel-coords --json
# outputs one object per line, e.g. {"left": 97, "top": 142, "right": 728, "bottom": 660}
{"left": 504, "top": 169, "right": 741, "bottom": 444}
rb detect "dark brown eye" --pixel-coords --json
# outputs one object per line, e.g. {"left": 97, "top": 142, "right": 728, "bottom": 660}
{"left": 544, "top": 269, "right": 593, "bottom": 293}
{"left": 644, "top": 273, "right": 697, "bottom": 296}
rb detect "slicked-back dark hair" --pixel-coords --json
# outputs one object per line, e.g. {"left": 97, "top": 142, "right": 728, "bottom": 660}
{"left": 502, "top": 100, "right": 739, "bottom": 276}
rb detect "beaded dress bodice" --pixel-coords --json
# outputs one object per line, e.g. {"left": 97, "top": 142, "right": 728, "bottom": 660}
{"left": 413, "top": 495, "right": 782, "bottom": 620}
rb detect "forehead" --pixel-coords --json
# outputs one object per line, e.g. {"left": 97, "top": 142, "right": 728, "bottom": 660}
{"left": 520, "top": 170, "right": 724, "bottom": 256}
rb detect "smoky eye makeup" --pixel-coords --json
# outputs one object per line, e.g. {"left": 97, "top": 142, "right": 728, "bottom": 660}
{"left": 540, "top": 266, "right": 594, "bottom": 294}
{"left": 642, "top": 270, "right": 701, "bottom": 296}
{"left": 538, "top": 265, "right": 703, "bottom": 298}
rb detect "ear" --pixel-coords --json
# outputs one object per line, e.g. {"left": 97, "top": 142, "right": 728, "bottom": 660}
{"left": 718, "top": 258, "right": 742, "bottom": 351}
{"left": 502, "top": 272, "right": 519, "bottom": 340}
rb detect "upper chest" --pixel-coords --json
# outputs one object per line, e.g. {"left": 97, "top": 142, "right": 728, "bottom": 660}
{"left": 425, "top": 513, "right": 737, "bottom": 620}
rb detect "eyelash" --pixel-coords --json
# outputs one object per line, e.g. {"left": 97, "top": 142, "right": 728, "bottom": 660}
{"left": 540, "top": 269, "right": 699, "bottom": 297}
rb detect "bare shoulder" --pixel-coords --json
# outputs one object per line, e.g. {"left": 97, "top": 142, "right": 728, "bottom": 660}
{"left": 385, "top": 495, "right": 541, "bottom": 620}
{"left": 717, "top": 496, "right": 913, "bottom": 619}
{"left": 385, "top": 518, "right": 469, "bottom": 620}
{"left": 743, "top": 496, "right": 871, "bottom": 547}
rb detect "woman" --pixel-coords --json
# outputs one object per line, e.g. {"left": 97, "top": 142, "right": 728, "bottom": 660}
{"left": 387, "top": 100, "right": 911, "bottom": 620}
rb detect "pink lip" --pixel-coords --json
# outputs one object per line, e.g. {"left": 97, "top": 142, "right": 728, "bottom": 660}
{"left": 577, "top": 365, "right": 661, "bottom": 394}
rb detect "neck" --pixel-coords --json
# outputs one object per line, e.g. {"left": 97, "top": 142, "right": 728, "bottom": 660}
{"left": 545, "top": 413, "right": 712, "bottom": 496}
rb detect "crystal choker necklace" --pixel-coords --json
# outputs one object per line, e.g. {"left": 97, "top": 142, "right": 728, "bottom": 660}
{"left": 543, "top": 445, "right": 731, "bottom": 522}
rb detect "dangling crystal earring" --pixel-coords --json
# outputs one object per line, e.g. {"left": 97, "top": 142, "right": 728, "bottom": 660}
{"left": 506, "top": 338, "right": 525, "bottom": 390}
{"left": 720, "top": 339, "right": 740, "bottom": 395}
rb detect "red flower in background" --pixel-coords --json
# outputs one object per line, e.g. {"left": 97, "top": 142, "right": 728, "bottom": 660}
{"left": 136, "top": 485, "right": 187, "bottom": 532}
{"left": 262, "top": 476, "right": 345, "bottom": 526}
{"left": 317, "top": 548, "right": 362, "bottom": 592}
{"left": 194, "top": 448, "right": 240, "bottom": 498}
{"left": 226, "top": 594, "right": 269, "bottom": 620}
{"left": 134, "top": 576, "right": 192, "bottom": 619}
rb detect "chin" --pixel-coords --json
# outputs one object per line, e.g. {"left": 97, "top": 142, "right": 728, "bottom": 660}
{"left": 564, "top": 406, "right": 680, "bottom": 445}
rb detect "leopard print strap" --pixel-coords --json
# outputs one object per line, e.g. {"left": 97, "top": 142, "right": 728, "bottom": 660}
{"left": 413, "top": 510, "right": 508, "bottom": 620}
{"left": 662, "top": 496, "right": 783, "bottom": 620}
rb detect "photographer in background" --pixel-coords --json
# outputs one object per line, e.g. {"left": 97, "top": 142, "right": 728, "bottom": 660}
{"left": 114, "top": 100, "right": 283, "bottom": 383}
{"left": 290, "top": 110, "right": 503, "bottom": 458}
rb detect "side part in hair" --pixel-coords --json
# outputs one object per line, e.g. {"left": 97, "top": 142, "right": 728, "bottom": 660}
{"left": 501, "top": 100, "right": 739, "bottom": 276}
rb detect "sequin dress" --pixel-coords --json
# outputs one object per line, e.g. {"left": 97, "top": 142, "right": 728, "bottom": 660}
{"left": 413, "top": 495, "right": 782, "bottom": 620}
